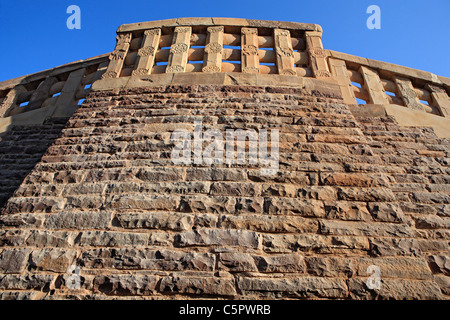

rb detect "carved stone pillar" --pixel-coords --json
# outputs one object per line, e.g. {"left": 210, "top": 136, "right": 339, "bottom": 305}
{"left": 102, "top": 33, "right": 132, "bottom": 79}
{"left": 273, "top": 29, "right": 296, "bottom": 76}
{"left": 166, "top": 27, "right": 191, "bottom": 73}
{"left": 132, "top": 29, "right": 161, "bottom": 76}
{"left": 241, "top": 28, "right": 259, "bottom": 74}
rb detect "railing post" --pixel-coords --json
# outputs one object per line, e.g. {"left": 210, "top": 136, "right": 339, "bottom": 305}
{"left": 360, "top": 66, "right": 389, "bottom": 104}
{"left": 52, "top": 68, "right": 86, "bottom": 117}
{"left": 426, "top": 84, "right": 450, "bottom": 118}
{"left": 26, "top": 77, "right": 58, "bottom": 112}
{"left": 305, "top": 31, "right": 331, "bottom": 78}
{"left": 394, "top": 77, "right": 424, "bottom": 111}
{"left": 202, "top": 26, "right": 224, "bottom": 73}
{"left": 0, "top": 86, "right": 26, "bottom": 117}
{"left": 166, "top": 27, "right": 192, "bottom": 73}
{"left": 241, "top": 28, "right": 259, "bottom": 74}
{"left": 273, "top": 29, "right": 296, "bottom": 75}
{"left": 328, "top": 58, "right": 356, "bottom": 104}
{"left": 132, "top": 28, "right": 161, "bottom": 76}
{"left": 102, "top": 33, "right": 132, "bottom": 79}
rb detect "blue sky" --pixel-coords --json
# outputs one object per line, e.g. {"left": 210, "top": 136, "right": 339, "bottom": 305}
{"left": 0, "top": 0, "right": 449, "bottom": 81}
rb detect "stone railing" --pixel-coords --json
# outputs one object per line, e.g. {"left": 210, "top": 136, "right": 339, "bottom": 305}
{"left": 327, "top": 50, "right": 450, "bottom": 118}
{"left": 1, "top": 17, "right": 449, "bottom": 128}
{"left": 0, "top": 54, "right": 109, "bottom": 125}
{"left": 101, "top": 17, "right": 330, "bottom": 79}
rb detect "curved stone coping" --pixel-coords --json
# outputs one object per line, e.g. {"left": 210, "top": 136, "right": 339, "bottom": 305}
{"left": 350, "top": 103, "right": 450, "bottom": 139}
{"left": 0, "top": 54, "right": 109, "bottom": 91}
{"left": 117, "top": 17, "right": 322, "bottom": 34}
{"left": 92, "top": 72, "right": 341, "bottom": 95}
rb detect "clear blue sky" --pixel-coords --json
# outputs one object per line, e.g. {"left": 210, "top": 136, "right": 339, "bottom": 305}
{"left": 0, "top": 0, "right": 449, "bottom": 82}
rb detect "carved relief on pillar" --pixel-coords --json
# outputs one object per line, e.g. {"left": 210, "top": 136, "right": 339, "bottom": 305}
{"left": 242, "top": 66, "right": 260, "bottom": 74}
{"left": 102, "top": 32, "right": 132, "bottom": 79}
{"left": 241, "top": 28, "right": 259, "bottom": 74}
{"left": 279, "top": 69, "right": 297, "bottom": 75}
{"left": 274, "top": 28, "right": 296, "bottom": 76}
{"left": 101, "top": 71, "right": 118, "bottom": 79}
{"left": 116, "top": 33, "right": 132, "bottom": 43}
{"left": 207, "top": 26, "right": 224, "bottom": 33}
{"left": 174, "top": 27, "right": 191, "bottom": 33}
{"left": 166, "top": 65, "right": 185, "bottom": 73}
{"left": 241, "top": 28, "right": 257, "bottom": 35}
{"left": 205, "top": 43, "right": 223, "bottom": 54}
{"left": 138, "top": 46, "right": 155, "bottom": 57}
{"left": 309, "top": 47, "right": 327, "bottom": 59}
{"left": 131, "top": 68, "right": 150, "bottom": 76}
{"left": 202, "top": 65, "right": 221, "bottom": 73}
{"left": 315, "top": 70, "right": 331, "bottom": 77}
{"left": 144, "top": 29, "right": 161, "bottom": 36}
{"left": 170, "top": 43, "right": 189, "bottom": 54}
{"left": 109, "top": 49, "right": 127, "bottom": 61}
{"left": 202, "top": 26, "right": 224, "bottom": 73}
{"left": 242, "top": 45, "right": 258, "bottom": 56}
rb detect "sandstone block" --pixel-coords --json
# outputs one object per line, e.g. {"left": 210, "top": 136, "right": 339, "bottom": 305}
{"left": 0, "top": 274, "right": 55, "bottom": 291}
{"left": 367, "top": 202, "right": 407, "bottom": 223}
{"left": 235, "top": 197, "right": 264, "bottom": 213}
{"left": 218, "top": 214, "right": 318, "bottom": 233}
{"left": 305, "top": 256, "right": 356, "bottom": 277}
{"left": 44, "top": 211, "right": 112, "bottom": 229}
{"left": 25, "top": 230, "right": 76, "bottom": 247}
{"left": 320, "top": 220, "right": 414, "bottom": 237}
{"left": 427, "top": 255, "right": 450, "bottom": 276}
{"left": 210, "top": 182, "right": 261, "bottom": 197}
{"left": 262, "top": 234, "right": 370, "bottom": 254}
{"left": 93, "top": 274, "right": 158, "bottom": 295}
{"left": 135, "top": 167, "right": 184, "bottom": 182}
{"left": 414, "top": 215, "right": 450, "bottom": 229}
{"left": 29, "top": 249, "right": 77, "bottom": 273}
{"left": 114, "top": 212, "right": 193, "bottom": 231}
{"left": 218, "top": 252, "right": 258, "bottom": 272}
{"left": 106, "top": 194, "right": 179, "bottom": 211}
{"left": 253, "top": 253, "right": 305, "bottom": 273}
{"left": 433, "top": 274, "right": 450, "bottom": 295}
{"left": 349, "top": 278, "right": 443, "bottom": 300}
{"left": 263, "top": 197, "right": 324, "bottom": 217}
{"left": 320, "top": 172, "right": 389, "bottom": 187}
{"left": 336, "top": 187, "right": 396, "bottom": 202}
{"left": 298, "top": 186, "right": 337, "bottom": 201}
{"left": 175, "top": 229, "right": 261, "bottom": 249}
{"left": 260, "top": 183, "right": 298, "bottom": 197}
{"left": 159, "top": 275, "right": 236, "bottom": 296}
{"left": 357, "top": 257, "right": 433, "bottom": 280}
{"left": 0, "top": 213, "right": 44, "bottom": 228}
{"left": 0, "top": 249, "right": 30, "bottom": 274}
{"left": 369, "top": 238, "right": 421, "bottom": 257}
{"left": 323, "top": 201, "right": 372, "bottom": 221}
{"left": 0, "top": 291, "right": 39, "bottom": 300}
{"left": 148, "top": 232, "right": 173, "bottom": 246}
{"left": 185, "top": 167, "right": 246, "bottom": 181}
{"left": 0, "top": 230, "right": 28, "bottom": 246}
{"left": 179, "top": 195, "right": 235, "bottom": 214}
{"left": 76, "top": 231, "right": 148, "bottom": 247}
{"left": 83, "top": 248, "right": 215, "bottom": 271}
{"left": 237, "top": 276, "right": 347, "bottom": 298}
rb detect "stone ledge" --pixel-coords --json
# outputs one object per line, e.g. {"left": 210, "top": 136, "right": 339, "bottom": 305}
{"left": 117, "top": 17, "right": 322, "bottom": 33}
{"left": 91, "top": 72, "right": 342, "bottom": 97}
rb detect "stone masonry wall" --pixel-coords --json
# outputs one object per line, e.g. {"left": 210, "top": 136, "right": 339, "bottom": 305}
{"left": 0, "top": 119, "right": 68, "bottom": 209}
{"left": 0, "top": 84, "right": 448, "bottom": 299}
